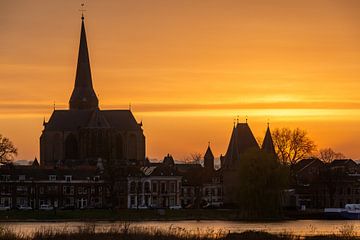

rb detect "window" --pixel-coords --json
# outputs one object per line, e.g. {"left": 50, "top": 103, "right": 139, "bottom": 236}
{"left": 1, "top": 175, "right": 10, "bottom": 182}
{"left": 49, "top": 175, "right": 57, "bottom": 181}
{"left": 16, "top": 186, "right": 27, "bottom": 193}
{"left": 39, "top": 187, "right": 44, "bottom": 194}
{"left": 18, "top": 175, "right": 25, "bottom": 181}
{"left": 65, "top": 175, "right": 72, "bottom": 182}
{"left": 63, "top": 186, "right": 74, "bottom": 195}
{"left": 78, "top": 187, "right": 88, "bottom": 194}
{"left": 130, "top": 196, "right": 135, "bottom": 205}
{"left": 47, "top": 186, "right": 58, "bottom": 192}
{"left": 93, "top": 176, "right": 100, "bottom": 182}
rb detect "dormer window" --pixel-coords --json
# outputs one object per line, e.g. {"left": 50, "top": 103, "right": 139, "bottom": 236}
{"left": 49, "top": 175, "right": 57, "bottom": 181}
{"left": 65, "top": 175, "right": 72, "bottom": 182}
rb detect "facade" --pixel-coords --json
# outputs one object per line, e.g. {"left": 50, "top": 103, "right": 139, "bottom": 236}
{"left": 40, "top": 16, "right": 145, "bottom": 167}
{"left": 0, "top": 161, "right": 109, "bottom": 210}
{"left": 127, "top": 163, "right": 182, "bottom": 209}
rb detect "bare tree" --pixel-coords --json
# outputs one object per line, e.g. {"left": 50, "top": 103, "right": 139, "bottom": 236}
{"left": 272, "top": 128, "right": 316, "bottom": 165}
{"left": 0, "top": 134, "right": 17, "bottom": 164}
{"left": 318, "top": 148, "right": 346, "bottom": 163}
{"left": 184, "top": 152, "right": 202, "bottom": 164}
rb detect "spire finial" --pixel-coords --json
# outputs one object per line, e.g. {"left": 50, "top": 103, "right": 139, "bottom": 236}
{"left": 53, "top": 101, "right": 56, "bottom": 110}
{"left": 208, "top": 141, "right": 211, "bottom": 147}
{"left": 236, "top": 115, "right": 239, "bottom": 124}
{"left": 246, "top": 115, "right": 248, "bottom": 123}
{"left": 267, "top": 119, "right": 270, "bottom": 128}
{"left": 79, "top": 3, "right": 86, "bottom": 20}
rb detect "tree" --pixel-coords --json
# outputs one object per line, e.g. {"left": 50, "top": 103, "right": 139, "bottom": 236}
{"left": 236, "top": 149, "right": 289, "bottom": 217}
{"left": 0, "top": 134, "right": 17, "bottom": 164}
{"left": 318, "top": 148, "right": 346, "bottom": 163}
{"left": 184, "top": 152, "right": 202, "bottom": 164}
{"left": 272, "top": 128, "right": 316, "bottom": 165}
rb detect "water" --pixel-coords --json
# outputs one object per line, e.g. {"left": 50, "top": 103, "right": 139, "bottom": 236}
{"left": 2, "top": 220, "right": 360, "bottom": 236}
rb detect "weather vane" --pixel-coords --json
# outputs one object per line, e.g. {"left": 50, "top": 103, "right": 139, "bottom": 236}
{"left": 79, "top": 3, "right": 86, "bottom": 19}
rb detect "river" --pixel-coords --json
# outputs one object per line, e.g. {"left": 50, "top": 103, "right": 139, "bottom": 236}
{"left": 1, "top": 220, "right": 360, "bottom": 236}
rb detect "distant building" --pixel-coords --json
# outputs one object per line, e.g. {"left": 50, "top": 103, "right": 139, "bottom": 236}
{"left": 220, "top": 122, "right": 276, "bottom": 206}
{"left": 0, "top": 161, "right": 108, "bottom": 210}
{"left": 292, "top": 158, "right": 360, "bottom": 209}
{"left": 40, "top": 16, "right": 145, "bottom": 167}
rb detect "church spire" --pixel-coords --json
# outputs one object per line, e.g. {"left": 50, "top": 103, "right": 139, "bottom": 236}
{"left": 69, "top": 15, "right": 99, "bottom": 110}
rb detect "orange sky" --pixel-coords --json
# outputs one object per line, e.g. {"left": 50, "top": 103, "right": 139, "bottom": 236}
{"left": 1, "top": 0, "right": 360, "bottom": 161}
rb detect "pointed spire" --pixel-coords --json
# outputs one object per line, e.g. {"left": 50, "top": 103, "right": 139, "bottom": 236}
{"left": 204, "top": 144, "right": 215, "bottom": 171}
{"left": 69, "top": 15, "right": 99, "bottom": 110}
{"left": 262, "top": 124, "right": 277, "bottom": 156}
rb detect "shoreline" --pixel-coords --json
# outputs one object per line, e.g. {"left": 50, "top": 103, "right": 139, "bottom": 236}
{"left": 0, "top": 209, "right": 327, "bottom": 222}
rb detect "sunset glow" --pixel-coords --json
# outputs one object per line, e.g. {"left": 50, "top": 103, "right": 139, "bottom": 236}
{"left": 1, "top": 0, "right": 360, "bottom": 160}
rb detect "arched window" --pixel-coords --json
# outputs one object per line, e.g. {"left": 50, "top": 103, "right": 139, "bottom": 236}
{"left": 115, "top": 134, "right": 124, "bottom": 159}
{"left": 128, "top": 134, "right": 137, "bottom": 160}
{"left": 65, "top": 133, "right": 78, "bottom": 159}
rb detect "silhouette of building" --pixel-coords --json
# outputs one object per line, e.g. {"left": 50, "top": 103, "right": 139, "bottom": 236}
{"left": 220, "top": 121, "right": 276, "bottom": 206}
{"left": 40, "top": 16, "right": 145, "bottom": 167}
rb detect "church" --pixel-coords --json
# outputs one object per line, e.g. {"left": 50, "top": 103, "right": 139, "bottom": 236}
{"left": 40, "top": 15, "right": 145, "bottom": 167}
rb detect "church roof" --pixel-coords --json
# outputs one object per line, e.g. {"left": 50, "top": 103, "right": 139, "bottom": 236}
{"left": 44, "top": 109, "right": 141, "bottom": 131}
{"left": 69, "top": 16, "right": 99, "bottom": 110}
{"left": 261, "top": 126, "right": 276, "bottom": 156}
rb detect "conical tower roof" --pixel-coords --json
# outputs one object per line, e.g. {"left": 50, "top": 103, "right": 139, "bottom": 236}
{"left": 224, "top": 126, "right": 240, "bottom": 168}
{"left": 69, "top": 15, "right": 99, "bottom": 110}
{"left": 236, "top": 122, "right": 260, "bottom": 154}
{"left": 204, "top": 145, "right": 214, "bottom": 160}
{"left": 261, "top": 125, "right": 276, "bottom": 156}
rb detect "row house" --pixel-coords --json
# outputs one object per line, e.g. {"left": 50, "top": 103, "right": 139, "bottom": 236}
{"left": 127, "top": 163, "right": 182, "bottom": 209}
{"left": 292, "top": 158, "right": 360, "bottom": 209}
{"left": 0, "top": 161, "right": 108, "bottom": 209}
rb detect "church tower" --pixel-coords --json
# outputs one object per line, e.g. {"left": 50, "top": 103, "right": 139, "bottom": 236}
{"left": 69, "top": 15, "right": 99, "bottom": 110}
{"left": 40, "top": 15, "right": 145, "bottom": 167}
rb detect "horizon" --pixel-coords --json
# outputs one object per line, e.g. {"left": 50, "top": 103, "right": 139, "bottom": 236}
{"left": 1, "top": 0, "right": 360, "bottom": 161}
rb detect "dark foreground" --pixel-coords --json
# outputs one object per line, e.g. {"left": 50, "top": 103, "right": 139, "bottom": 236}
{"left": 0, "top": 225, "right": 359, "bottom": 240}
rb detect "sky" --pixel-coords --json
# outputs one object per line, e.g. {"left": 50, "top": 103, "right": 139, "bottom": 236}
{"left": 1, "top": 0, "right": 360, "bottom": 161}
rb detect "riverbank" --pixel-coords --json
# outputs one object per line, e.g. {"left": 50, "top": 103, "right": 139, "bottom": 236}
{"left": 0, "top": 209, "right": 324, "bottom": 222}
